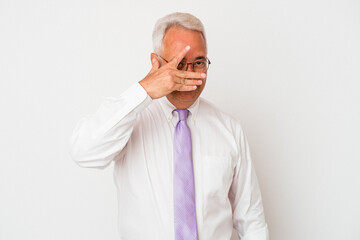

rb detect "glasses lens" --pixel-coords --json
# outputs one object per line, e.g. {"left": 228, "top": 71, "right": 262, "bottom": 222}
{"left": 193, "top": 61, "right": 208, "bottom": 72}
{"left": 177, "top": 59, "right": 210, "bottom": 72}
{"left": 177, "top": 60, "right": 186, "bottom": 70}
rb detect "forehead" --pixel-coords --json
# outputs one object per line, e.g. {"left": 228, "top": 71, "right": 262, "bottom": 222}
{"left": 162, "top": 27, "right": 207, "bottom": 59}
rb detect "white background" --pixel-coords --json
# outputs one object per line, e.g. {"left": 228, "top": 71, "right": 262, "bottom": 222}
{"left": 1, "top": 0, "right": 359, "bottom": 239}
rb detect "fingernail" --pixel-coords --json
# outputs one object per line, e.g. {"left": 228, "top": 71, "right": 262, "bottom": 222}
{"left": 186, "top": 46, "right": 190, "bottom": 50}
{"left": 197, "top": 80, "right": 202, "bottom": 84}
{"left": 201, "top": 73, "right": 206, "bottom": 78}
{"left": 193, "top": 86, "right": 197, "bottom": 89}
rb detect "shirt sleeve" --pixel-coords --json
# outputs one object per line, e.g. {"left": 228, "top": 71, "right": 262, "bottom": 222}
{"left": 69, "top": 82, "right": 152, "bottom": 169}
{"left": 229, "top": 124, "right": 269, "bottom": 240}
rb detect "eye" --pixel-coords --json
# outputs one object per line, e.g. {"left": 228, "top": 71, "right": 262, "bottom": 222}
{"left": 194, "top": 61, "right": 206, "bottom": 68}
{"left": 177, "top": 62, "right": 185, "bottom": 70}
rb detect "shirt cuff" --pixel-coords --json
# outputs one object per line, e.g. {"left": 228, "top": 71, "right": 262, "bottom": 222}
{"left": 128, "top": 82, "right": 152, "bottom": 112}
{"left": 91, "top": 82, "right": 152, "bottom": 138}
{"left": 115, "top": 82, "right": 152, "bottom": 113}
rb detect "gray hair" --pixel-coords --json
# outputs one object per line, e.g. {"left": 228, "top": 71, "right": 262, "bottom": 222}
{"left": 152, "top": 12, "right": 207, "bottom": 54}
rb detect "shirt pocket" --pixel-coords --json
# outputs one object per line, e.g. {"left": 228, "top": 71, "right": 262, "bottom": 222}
{"left": 202, "top": 155, "right": 233, "bottom": 199}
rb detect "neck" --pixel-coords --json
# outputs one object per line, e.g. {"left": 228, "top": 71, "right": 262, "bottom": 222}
{"left": 166, "top": 95, "right": 195, "bottom": 109}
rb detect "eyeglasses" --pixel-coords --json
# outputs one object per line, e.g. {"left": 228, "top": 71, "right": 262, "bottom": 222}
{"left": 157, "top": 55, "right": 211, "bottom": 72}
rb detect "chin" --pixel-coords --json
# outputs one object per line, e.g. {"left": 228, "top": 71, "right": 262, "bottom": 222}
{"left": 167, "top": 86, "right": 205, "bottom": 108}
{"left": 175, "top": 90, "right": 200, "bottom": 102}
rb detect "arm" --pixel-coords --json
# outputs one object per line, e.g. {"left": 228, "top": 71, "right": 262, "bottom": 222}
{"left": 69, "top": 83, "right": 151, "bottom": 168}
{"left": 229, "top": 125, "right": 269, "bottom": 240}
{"left": 70, "top": 46, "right": 205, "bottom": 169}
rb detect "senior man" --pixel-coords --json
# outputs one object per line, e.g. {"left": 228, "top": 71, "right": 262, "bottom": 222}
{"left": 70, "top": 12, "right": 269, "bottom": 240}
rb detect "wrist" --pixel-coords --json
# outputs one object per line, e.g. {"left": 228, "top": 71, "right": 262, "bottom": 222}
{"left": 139, "top": 79, "right": 156, "bottom": 99}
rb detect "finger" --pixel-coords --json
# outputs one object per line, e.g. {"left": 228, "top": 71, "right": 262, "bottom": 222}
{"left": 170, "top": 45, "right": 190, "bottom": 66}
{"left": 176, "top": 84, "right": 198, "bottom": 91}
{"left": 174, "top": 78, "right": 203, "bottom": 86}
{"left": 175, "top": 71, "right": 206, "bottom": 80}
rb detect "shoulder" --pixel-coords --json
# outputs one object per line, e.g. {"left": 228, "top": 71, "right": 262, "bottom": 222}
{"left": 197, "top": 97, "right": 246, "bottom": 143}
{"left": 198, "top": 97, "right": 241, "bottom": 127}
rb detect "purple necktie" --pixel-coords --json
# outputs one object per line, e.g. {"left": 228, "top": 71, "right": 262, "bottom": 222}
{"left": 173, "top": 109, "right": 198, "bottom": 240}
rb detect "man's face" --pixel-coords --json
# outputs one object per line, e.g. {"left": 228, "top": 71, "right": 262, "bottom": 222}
{"left": 160, "top": 27, "right": 207, "bottom": 108}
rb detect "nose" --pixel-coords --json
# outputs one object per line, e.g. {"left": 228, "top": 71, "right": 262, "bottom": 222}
{"left": 185, "top": 63, "right": 195, "bottom": 72}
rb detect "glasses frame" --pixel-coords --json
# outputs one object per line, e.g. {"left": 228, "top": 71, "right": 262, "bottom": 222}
{"left": 156, "top": 54, "right": 211, "bottom": 72}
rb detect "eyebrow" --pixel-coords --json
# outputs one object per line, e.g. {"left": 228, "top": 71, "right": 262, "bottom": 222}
{"left": 195, "top": 56, "right": 206, "bottom": 61}
{"left": 181, "top": 56, "right": 206, "bottom": 62}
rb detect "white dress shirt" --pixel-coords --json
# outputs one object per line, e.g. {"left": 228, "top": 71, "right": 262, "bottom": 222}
{"left": 70, "top": 83, "right": 269, "bottom": 240}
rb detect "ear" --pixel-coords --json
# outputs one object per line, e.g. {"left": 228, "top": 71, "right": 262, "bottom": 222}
{"left": 150, "top": 53, "right": 159, "bottom": 64}
{"left": 150, "top": 53, "right": 160, "bottom": 70}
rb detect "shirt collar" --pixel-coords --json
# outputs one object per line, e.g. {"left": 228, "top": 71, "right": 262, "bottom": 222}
{"left": 158, "top": 96, "right": 200, "bottom": 125}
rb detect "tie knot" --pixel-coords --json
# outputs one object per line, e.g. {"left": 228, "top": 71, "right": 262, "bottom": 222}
{"left": 175, "top": 109, "right": 189, "bottom": 121}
